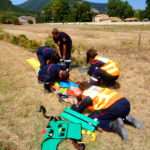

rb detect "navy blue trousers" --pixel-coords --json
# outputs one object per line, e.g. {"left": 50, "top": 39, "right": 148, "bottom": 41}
{"left": 60, "top": 44, "right": 72, "bottom": 69}
{"left": 88, "top": 98, "right": 130, "bottom": 131}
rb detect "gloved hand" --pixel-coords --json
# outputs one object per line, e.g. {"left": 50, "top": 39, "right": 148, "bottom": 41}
{"left": 60, "top": 59, "right": 65, "bottom": 65}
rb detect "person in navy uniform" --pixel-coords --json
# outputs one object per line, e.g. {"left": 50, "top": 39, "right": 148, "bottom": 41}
{"left": 86, "top": 49, "right": 120, "bottom": 85}
{"left": 38, "top": 64, "right": 69, "bottom": 93}
{"left": 36, "top": 46, "right": 60, "bottom": 67}
{"left": 52, "top": 28, "right": 72, "bottom": 69}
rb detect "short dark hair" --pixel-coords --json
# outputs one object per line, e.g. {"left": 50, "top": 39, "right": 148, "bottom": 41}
{"left": 86, "top": 48, "right": 98, "bottom": 63}
{"left": 60, "top": 71, "right": 69, "bottom": 81}
{"left": 51, "top": 53, "right": 60, "bottom": 64}
{"left": 52, "top": 28, "right": 59, "bottom": 34}
{"left": 79, "top": 81, "right": 91, "bottom": 91}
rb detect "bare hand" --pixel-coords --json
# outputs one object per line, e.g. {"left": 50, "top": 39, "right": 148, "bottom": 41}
{"left": 68, "top": 97, "right": 74, "bottom": 105}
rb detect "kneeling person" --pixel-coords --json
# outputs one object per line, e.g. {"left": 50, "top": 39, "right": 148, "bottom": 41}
{"left": 87, "top": 49, "right": 120, "bottom": 85}
{"left": 69, "top": 82, "right": 143, "bottom": 141}
{"left": 36, "top": 46, "right": 60, "bottom": 67}
{"left": 38, "top": 64, "right": 69, "bottom": 93}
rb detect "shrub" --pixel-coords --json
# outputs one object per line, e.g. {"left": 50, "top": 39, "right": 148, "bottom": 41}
{"left": 0, "top": 32, "right": 11, "bottom": 41}
{"left": 17, "top": 34, "right": 29, "bottom": 47}
{"left": 28, "top": 19, "right": 33, "bottom": 24}
{"left": 12, "top": 17, "right": 20, "bottom": 25}
{"left": 9, "top": 35, "right": 19, "bottom": 44}
{"left": 44, "top": 35, "right": 56, "bottom": 49}
{"left": 28, "top": 40, "right": 41, "bottom": 51}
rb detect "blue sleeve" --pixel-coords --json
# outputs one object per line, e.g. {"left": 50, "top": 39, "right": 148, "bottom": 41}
{"left": 37, "top": 55, "right": 45, "bottom": 67}
{"left": 71, "top": 96, "right": 92, "bottom": 113}
{"left": 58, "top": 65, "right": 66, "bottom": 70}
{"left": 88, "top": 65, "right": 96, "bottom": 76}
{"left": 88, "top": 61, "right": 105, "bottom": 76}
{"left": 90, "top": 69, "right": 107, "bottom": 85}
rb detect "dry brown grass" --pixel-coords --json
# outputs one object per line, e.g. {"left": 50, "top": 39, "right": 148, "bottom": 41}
{"left": 0, "top": 24, "right": 150, "bottom": 150}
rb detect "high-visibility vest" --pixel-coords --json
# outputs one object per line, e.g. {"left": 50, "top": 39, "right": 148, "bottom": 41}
{"left": 92, "top": 56, "right": 120, "bottom": 76}
{"left": 82, "top": 86, "right": 123, "bottom": 111}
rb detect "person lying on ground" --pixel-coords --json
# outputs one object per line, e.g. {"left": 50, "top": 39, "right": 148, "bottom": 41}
{"left": 36, "top": 46, "right": 60, "bottom": 68}
{"left": 68, "top": 81, "right": 143, "bottom": 141}
{"left": 38, "top": 64, "right": 69, "bottom": 93}
{"left": 87, "top": 49, "right": 120, "bottom": 86}
{"left": 52, "top": 28, "right": 72, "bottom": 69}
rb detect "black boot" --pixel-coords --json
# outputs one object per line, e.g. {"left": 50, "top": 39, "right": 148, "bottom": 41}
{"left": 124, "top": 115, "right": 144, "bottom": 129}
{"left": 110, "top": 118, "right": 128, "bottom": 141}
{"left": 44, "top": 83, "right": 52, "bottom": 93}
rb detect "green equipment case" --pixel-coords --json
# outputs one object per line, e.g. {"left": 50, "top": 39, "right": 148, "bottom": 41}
{"left": 41, "top": 120, "right": 82, "bottom": 150}
{"left": 60, "top": 108, "right": 99, "bottom": 132}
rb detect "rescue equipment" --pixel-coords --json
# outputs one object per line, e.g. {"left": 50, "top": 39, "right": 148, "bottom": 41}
{"left": 40, "top": 106, "right": 97, "bottom": 150}
{"left": 26, "top": 57, "right": 40, "bottom": 71}
{"left": 41, "top": 120, "right": 82, "bottom": 150}
{"left": 60, "top": 108, "right": 99, "bottom": 132}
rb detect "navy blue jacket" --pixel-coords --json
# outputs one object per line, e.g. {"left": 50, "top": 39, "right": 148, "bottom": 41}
{"left": 38, "top": 64, "right": 66, "bottom": 82}
{"left": 88, "top": 59, "right": 105, "bottom": 76}
{"left": 53, "top": 32, "right": 72, "bottom": 49}
{"left": 36, "top": 46, "right": 56, "bottom": 67}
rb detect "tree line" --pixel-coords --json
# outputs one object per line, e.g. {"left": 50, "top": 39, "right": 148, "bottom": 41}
{"left": 38, "top": 0, "right": 150, "bottom": 23}
{"left": 0, "top": 0, "right": 150, "bottom": 24}
{"left": 38, "top": 0, "right": 94, "bottom": 23}
{"left": 107, "top": 0, "right": 150, "bottom": 20}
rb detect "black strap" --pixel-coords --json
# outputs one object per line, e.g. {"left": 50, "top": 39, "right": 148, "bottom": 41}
{"left": 39, "top": 105, "right": 50, "bottom": 119}
{"left": 39, "top": 105, "right": 62, "bottom": 121}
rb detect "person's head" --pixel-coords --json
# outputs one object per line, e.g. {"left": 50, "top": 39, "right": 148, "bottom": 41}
{"left": 51, "top": 53, "right": 60, "bottom": 64}
{"left": 79, "top": 81, "right": 91, "bottom": 91}
{"left": 52, "top": 28, "right": 60, "bottom": 38}
{"left": 86, "top": 49, "right": 98, "bottom": 63}
{"left": 70, "top": 81, "right": 91, "bottom": 98}
{"left": 59, "top": 70, "right": 69, "bottom": 81}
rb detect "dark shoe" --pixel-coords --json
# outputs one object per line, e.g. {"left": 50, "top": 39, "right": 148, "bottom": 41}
{"left": 125, "top": 115, "right": 144, "bottom": 129}
{"left": 111, "top": 118, "right": 128, "bottom": 141}
{"left": 38, "top": 80, "right": 43, "bottom": 84}
{"left": 71, "top": 140, "right": 86, "bottom": 150}
{"left": 44, "top": 84, "right": 52, "bottom": 93}
{"left": 44, "top": 88, "right": 52, "bottom": 93}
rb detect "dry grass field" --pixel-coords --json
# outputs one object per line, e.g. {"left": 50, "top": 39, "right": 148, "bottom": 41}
{"left": 0, "top": 23, "right": 150, "bottom": 150}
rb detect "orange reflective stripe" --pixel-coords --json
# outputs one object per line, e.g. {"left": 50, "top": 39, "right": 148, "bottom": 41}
{"left": 82, "top": 86, "right": 123, "bottom": 111}
{"left": 100, "top": 61, "right": 120, "bottom": 76}
{"left": 94, "top": 90, "right": 118, "bottom": 110}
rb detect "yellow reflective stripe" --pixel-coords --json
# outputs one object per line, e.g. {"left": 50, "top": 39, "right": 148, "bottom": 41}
{"left": 82, "top": 91, "right": 96, "bottom": 99}
{"left": 94, "top": 90, "right": 117, "bottom": 110}
{"left": 102, "top": 63, "right": 114, "bottom": 69}
{"left": 83, "top": 86, "right": 103, "bottom": 98}
{"left": 107, "top": 68, "right": 118, "bottom": 73}
{"left": 95, "top": 56, "right": 109, "bottom": 63}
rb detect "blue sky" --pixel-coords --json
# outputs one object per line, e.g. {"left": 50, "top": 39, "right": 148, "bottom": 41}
{"left": 11, "top": 0, "right": 147, "bottom": 10}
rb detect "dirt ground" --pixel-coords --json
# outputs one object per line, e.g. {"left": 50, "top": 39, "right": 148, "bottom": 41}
{"left": 0, "top": 24, "right": 150, "bottom": 150}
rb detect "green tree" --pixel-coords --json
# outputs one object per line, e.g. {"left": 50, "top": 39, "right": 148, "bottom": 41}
{"left": 0, "top": 13, "right": 19, "bottom": 24}
{"left": 43, "top": 0, "right": 70, "bottom": 22}
{"left": 71, "top": 2, "right": 92, "bottom": 22}
{"left": 43, "top": 0, "right": 92, "bottom": 22}
{"left": 107, "top": 0, "right": 134, "bottom": 19}
{"left": 146, "top": 0, "right": 150, "bottom": 19}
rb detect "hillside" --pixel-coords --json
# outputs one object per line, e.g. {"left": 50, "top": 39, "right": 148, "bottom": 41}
{"left": 18, "top": 0, "right": 108, "bottom": 13}
{"left": 0, "top": 0, "right": 35, "bottom": 15}
{"left": 0, "top": 0, "right": 25, "bottom": 12}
